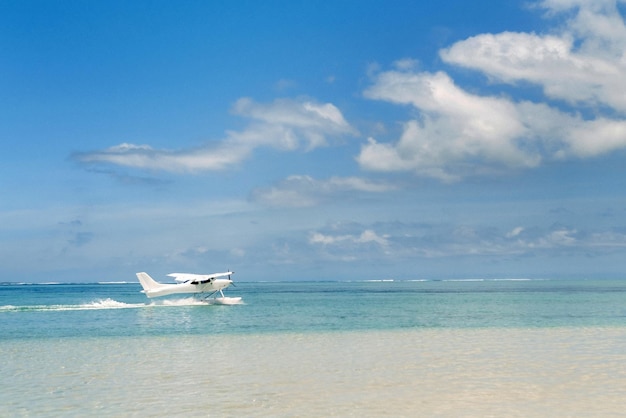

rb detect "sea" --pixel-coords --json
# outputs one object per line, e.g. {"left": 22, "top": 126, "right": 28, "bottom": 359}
{"left": 1, "top": 278, "right": 625, "bottom": 417}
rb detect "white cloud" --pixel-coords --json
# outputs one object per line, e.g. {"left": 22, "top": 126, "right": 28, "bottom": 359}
{"left": 77, "top": 141, "right": 248, "bottom": 172}
{"left": 360, "top": 70, "right": 541, "bottom": 181}
{"left": 310, "top": 229, "right": 390, "bottom": 247}
{"left": 393, "top": 58, "right": 420, "bottom": 71}
{"left": 588, "top": 230, "right": 626, "bottom": 248}
{"left": 565, "top": 118, "right": 626, "bottom": 157}
{"left": 533, "top": 228, "right": 578, "bottom": 247}
{"left": 440, "top": 1, "right": 626, "bottom": 111}
{"left": 232, "top": 97, "right": 356, "bottom": 150}
{"left": 75, "top": 98, "right": 356, "bottom": 173}
{"left": 359, "top": 1, "right": 626, "bottom": 181}
{"left": 251, "top": 175, "right": 396, "bottom": 207}
{"left": 506, "top": 226, "right": 525, "bottom": 238}
{"left": 304, "top": 222, "right": 626, "bottom": 263}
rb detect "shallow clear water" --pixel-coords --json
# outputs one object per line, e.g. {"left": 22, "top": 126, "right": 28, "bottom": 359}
{"left": 2, "top": 279, "right": 626, "bottom": 339}
{"left": 2, "top": 279, "right": 626, "bottom": 416}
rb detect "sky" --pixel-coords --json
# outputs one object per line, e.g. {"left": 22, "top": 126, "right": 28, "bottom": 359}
{"left": 2, "top": 0, "right": 626, "bottom": 282}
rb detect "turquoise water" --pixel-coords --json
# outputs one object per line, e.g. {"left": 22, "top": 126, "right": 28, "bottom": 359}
{"left": 2, "top": 279, "right": 625, "bottom": 339}
{"left": 2, "top": 279, "right": 626, "bottom": 416}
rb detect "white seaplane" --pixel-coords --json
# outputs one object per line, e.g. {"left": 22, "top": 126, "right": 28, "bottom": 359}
{"left": 136, "top": 271, "right": 242, "bottom": 304}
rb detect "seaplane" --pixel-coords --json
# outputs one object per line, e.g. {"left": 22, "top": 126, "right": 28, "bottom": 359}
{"left": 136, "top": 271, "right": 242, "bottom": 304}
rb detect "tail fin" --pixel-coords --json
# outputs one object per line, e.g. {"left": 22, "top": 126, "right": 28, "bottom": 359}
{"left": 136, "top": 272, "right": 165, "bottom": 294}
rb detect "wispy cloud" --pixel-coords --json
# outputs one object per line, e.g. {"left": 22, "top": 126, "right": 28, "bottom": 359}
{"left": 359, "top": 1, "right": 626, "bottom": 181}
{"left": 73, "top": 98, "right": 357, "bottom": 173}
{"left": 305, "top": 221, "right": 626, "bottom": 263}
{"left": 250, "top": 175, "right": 396, "bottom": 207}
{"left": 307, "top": 225, "right": 391, "bottom": 262}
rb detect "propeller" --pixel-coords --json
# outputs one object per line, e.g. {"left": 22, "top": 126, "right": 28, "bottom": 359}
{"left": 228, "top": 269, "right": 236, "bottom": 287}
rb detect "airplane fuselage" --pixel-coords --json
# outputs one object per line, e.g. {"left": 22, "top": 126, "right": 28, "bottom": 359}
{"left": 136, "top": 272, "right": 234, "bottom": 298}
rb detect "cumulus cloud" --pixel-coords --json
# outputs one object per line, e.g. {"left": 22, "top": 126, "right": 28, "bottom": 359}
{"left": 440, "top": 0, "right": 626, "bottom": 109}
{"left": 360, "top": 70, "right": 542, "bottom": 181}
{"left": 74, "top": 98, "right": 356, "bottom": 173}
{"left": 359, "top": 1, "right": 626, "bottom": 181}
{"left": 250, "top": 175, "right": 396, "bottom": 207}
{"left": 440, "top": 31, "right": 626, "bottom": 110}
{"left": 310, "top": 229, "right": 390, "bottom": 247}
{"left": 441, "top": 0, "right": 626, "bottom": 116}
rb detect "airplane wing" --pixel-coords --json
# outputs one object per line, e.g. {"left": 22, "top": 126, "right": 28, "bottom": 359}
{"left": 168, "top": 272, "right": 233, "bottom": 284}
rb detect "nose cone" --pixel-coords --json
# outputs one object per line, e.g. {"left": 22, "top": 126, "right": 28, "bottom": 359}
{"left": 214, "top": 278, "right": 232, "bottom": 289}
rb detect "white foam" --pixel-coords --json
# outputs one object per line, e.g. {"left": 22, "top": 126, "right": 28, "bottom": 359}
{"left": 81, "top": 298, "right": 144, "bottom": 309}
{"left": 210, "top": 297, "right": 244, "bottom": 305}
{"left": 44, "top": 299, "right": 146, "bottom": 311}
{"left": 0, "top": 296, "right": 244, "bottom": 312}
{"left": 148, "top": 297, "right": 212, "bottom": 307}
{"left": 0, "top": 299, "right": 146, "bottom": 312}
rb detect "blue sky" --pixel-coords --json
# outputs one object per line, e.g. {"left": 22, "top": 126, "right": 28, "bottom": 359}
{"left": 2, "top": 0, "right": 626, "bottom": 282}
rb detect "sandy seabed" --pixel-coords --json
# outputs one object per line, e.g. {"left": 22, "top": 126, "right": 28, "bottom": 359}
{"left": 2, "top": 327, "right": 626, "bottom": 417}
